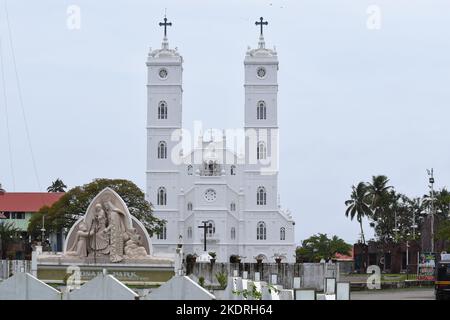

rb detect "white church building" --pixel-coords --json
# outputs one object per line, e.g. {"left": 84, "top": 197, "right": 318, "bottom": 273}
{"left": 146, "top": 17, "right": 296, "bottom": 263}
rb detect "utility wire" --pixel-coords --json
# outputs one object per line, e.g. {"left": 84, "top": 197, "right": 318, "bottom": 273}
{"left": 0, "top": 35, "right": 15, "bottom": 191}
{"left": 4, "top": 0, "right": 42, "bottom": 191}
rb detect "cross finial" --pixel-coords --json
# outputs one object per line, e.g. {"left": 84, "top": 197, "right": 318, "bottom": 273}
{"left": 255, "top": 17, "right": 268, "bottom": 36}
{"left": 159, "top": 16, "right": 172, "bottom": 38}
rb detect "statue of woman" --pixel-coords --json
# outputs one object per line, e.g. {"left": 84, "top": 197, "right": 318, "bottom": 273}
{"left": 103, "top": 200, "right": 128, "bottom": 263}
{"left": 123, "top": 228, "right": 148, "bottom": 259}
{"left": 66, "top": 221, "right": 93, "bottom": 258}
{"left": 89, "top": 204, "right": 110, "bottom": 255}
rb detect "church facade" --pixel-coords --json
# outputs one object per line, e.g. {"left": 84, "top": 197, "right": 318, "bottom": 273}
{"left": 146, "top": 17, "right": 296, "bottom": 263}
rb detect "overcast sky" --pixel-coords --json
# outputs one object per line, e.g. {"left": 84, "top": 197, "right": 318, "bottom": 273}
{"left": 0, "top": 0, "right": 449, "bottom": 244}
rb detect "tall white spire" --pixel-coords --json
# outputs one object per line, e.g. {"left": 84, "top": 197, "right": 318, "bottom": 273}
{"left": 258, "top": 34, "right": 265, "bottom": 49}
{"left": 162, "top": 35, "right": 169, "bottom": 50}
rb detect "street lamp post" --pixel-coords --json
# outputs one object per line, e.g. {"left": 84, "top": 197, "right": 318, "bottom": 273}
{"left": 406, "top": 233, "right": 411, "bottom": 272}
{"left": 427, "top": 169, "right": 435, "bottom": 253}
{"left": 393, "top": 210, "right": 400, "bottom": 241}
{"left": 411, "top": 206, "right": 418, "bottom": 239}
{"left": 40, "top": 215, "right": 46, "bottom": 247}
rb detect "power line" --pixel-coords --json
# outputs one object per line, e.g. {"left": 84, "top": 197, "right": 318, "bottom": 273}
{"left": 0, "top": 35, "right": 15, "bottom": 191}
{"left": 3, "top": 0, "right": 42, "bottom": 191}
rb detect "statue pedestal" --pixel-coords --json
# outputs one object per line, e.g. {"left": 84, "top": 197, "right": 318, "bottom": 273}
{"left": 36, "top": 253, "right": 175, "bottom": 286}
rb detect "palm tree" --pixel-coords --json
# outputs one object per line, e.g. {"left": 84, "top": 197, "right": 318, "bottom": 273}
{"left": 366, "top": 175, "right": 392, "bottom": 215}
{"left": 0, "top": 221, "right": 20, "bottom": 259}
{"left": 47, "top": 179, "right": 67, "bottom": 193}
{"left": 345, "top": 182, "right": 372, "bottom": 244}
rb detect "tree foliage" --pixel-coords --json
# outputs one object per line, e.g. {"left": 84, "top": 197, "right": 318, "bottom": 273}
{"left": 47, "top": 178, "right": 67, "bottom": 193}
{"left": 436, "top": 220, "right": 450, "bottom": 251}
{"left": 345, "top": 182, "right": 372, "bottom": 244}
{"left": 346, "top": 174, "right": 450, "bottom": 245}
{"left": 28, "top": 178, "right": 164, "bottom": 237}
{"left": 0, "top": 221, "right": 21, "bottom": 259}
{"left": 296, "top": 233, "right": 352, "bottom": 262}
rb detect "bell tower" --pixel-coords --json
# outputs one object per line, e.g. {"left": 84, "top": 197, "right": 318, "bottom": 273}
{"left": 146, "top": 16, "right": 183, "bottom": 247}
{"left": 244, "top": 17, "right": 279, "bottom": 210}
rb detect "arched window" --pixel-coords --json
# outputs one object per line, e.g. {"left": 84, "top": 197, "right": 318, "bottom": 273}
{"left": 187, "top": 165, "right": 193, "bottom": 175}
{"left": 231, "top": 227, "right": 236, "bottom": 240}
{"left": 257, "top": 186, "right": 266, "bottom": 205}
{"left": 257, "top": 141, "right": 266, "bottom": 160}
{"left": 157, "top": 226, "right": 167, "bottom": 240}
{"left": 158, "top": 101, "right": 168, "bottom": 119}
{"left": 157, "top": 187, "right": 167, "bottom": 206}
{"left": 230, "top": 165, "right": 236, "bottom": 176}
{"left": 158, "top": 141, "right": 167, "bottom": 159}
{"left": 280, "top": 227, "right": 286, "bottom": 241}
{"left": 257, "top": 221, "right": 266, "bottom": 240}
{"left": 230, "top": 202, "right": 236, "bottom": 211}
{"left": 187, "top": 202, "right": 193, "bottom": 211}
{"left": 206, "top": 220, "right": 215, "bottom": 237}
{"left": 257, "top": 100, "right": 266, "bottom": 120}
{"left": 187, "top": 227, "right": 192, "bottom": 239}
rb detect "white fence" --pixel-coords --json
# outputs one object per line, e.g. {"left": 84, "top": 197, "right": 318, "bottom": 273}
{"left": 189, "top": 262, "right": 340, "bottom": 290}
{"left": 0, "top": 260, "right": 32, "bottom": 280}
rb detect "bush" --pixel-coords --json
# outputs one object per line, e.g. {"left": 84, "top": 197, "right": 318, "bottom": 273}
{"left": 198, "top": 276, "right": 205, "bottom": 288}
{"left": 215, "top": 272, "right": 227, "bottom": 289}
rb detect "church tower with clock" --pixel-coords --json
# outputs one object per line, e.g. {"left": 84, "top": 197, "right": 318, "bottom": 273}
{"left": 146, "top": 17, "right": 183, "bottom": 250}
{"left": 146, "top": 16, "right": 296, "bottom": 263}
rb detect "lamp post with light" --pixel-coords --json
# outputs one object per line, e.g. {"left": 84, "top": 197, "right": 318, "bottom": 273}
{"left": 426, "top": 169, "right": 436, "bottom": 253}
{"left": 40, "top": 215, "right": 46, "bottom": 249}
{"left": 0, "top": 185, "right": 5, "bottom": 258}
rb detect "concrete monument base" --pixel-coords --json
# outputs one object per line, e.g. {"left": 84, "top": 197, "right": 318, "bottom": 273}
{"left": 36, "top": 257, "right": 174, "bottom": 285}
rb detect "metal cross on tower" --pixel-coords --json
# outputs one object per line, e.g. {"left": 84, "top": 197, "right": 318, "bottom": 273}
{"left": 198, "top": 221, "right": 212, "bottom": 252}
{"left": 255, "top": 17, "right": 268, "bottom": 36}
{"left": 159, "top": 16, "right": 172, "bottom": 37}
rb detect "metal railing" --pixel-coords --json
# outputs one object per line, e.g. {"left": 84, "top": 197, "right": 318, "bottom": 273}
{"left": 0, "top": 260, "right": 31, "bottom": 280}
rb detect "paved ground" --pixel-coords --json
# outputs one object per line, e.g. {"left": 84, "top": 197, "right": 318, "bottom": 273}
{"left": 351, "top": 287, "right": 435, "bottom": 300}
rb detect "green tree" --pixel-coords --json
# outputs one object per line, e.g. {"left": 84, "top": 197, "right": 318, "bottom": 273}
{"left": 0, "top": 221, "right": 21, "bottom": 259}
{"left": 436, "top": 188, "right": 450, "bottom": 218}
{"left": 345, "top": 182, "right": 372, "bottom": 244}
{"left": 28, "top": 178, "right": 165, "bottom": 238}
{"left": 366, "top": 175, "right": 392, "bottom": 216}
{"left": 296, "top": 233, "right": 352, "bottom": 262}
{"left": 47, "top": 178, "right": 67, "bottom": 193}
{"left": 424, "top": 188, "right": 450, "bottom": 219}
{"left": 436, "top": 220, "right": 450, "bottom": 251}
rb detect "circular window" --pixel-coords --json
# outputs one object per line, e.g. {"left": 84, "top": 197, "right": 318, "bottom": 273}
{"left": 158, "top": 68, "right": 168, "bottom": 79}
{"left": 204, "top": 189, "right": 217, "bottom": 202}
{"left": 256, "top": 67, "right": 266, "bottom": 79}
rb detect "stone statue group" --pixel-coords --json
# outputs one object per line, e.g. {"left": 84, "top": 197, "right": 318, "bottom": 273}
{"left": 66, "top": 198, "right": 148, "bottom": 263}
